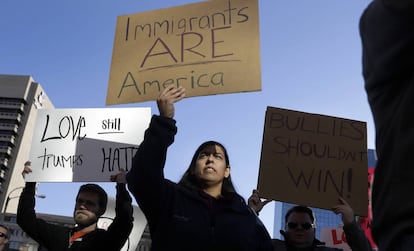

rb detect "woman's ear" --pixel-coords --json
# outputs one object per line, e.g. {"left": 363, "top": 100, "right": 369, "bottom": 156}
{"left": 224, "top": 165, "right": 231, "bottom": 178}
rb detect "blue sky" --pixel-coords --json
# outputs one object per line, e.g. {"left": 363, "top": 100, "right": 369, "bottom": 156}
{"left": 1, "top": 0, "right": 372, "bottom": 237}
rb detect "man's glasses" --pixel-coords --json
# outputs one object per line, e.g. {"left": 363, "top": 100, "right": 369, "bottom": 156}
{"left": 0, "top": 232, "right": 8, "bottom": 239}
{"left": 286, "top": 222, "right": 315, "bottom": 230}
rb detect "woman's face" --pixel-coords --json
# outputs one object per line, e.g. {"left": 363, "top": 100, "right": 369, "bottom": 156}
{"left": 193, "top": 145, "right": 230, "bottom": 187}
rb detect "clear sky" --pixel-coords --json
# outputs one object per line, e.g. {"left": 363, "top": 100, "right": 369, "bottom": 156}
{"left": 1, "top": 0, "right": 373, "bottom": 237}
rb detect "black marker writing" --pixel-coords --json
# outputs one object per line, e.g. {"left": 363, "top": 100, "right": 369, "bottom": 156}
{"left": 41, "top": 115, "right": 87, "bottom": 142}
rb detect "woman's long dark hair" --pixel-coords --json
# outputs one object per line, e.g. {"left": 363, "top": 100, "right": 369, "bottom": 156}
{"left": 178, "top": 141, "right": 236, "bottom": 195}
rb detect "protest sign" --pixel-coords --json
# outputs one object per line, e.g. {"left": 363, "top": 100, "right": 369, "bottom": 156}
{"left": 26, "top": 107, "right": 151, "bottom": 182}
{"left": 320, "top": 227, "right": 351, "bottom": 251}
{"left": 106, "top": 0, "right": 261, "bottom": 105}
{"left": 258, "top": 106, "right": 368, "bottom": 216}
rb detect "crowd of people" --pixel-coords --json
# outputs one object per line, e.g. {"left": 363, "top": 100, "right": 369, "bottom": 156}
{"left": 3, "top": 85, "right": 373, "bottom": 251}
{"left": 1, "top": 0, "right": 410, "bottom": 250}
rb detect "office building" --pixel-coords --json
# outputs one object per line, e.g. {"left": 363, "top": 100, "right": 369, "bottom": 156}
{"left": 0, "top": 74, "right": 54, "bottom": 214}
{"left": 0, "top": 74, "right": 54, "bottom": 250}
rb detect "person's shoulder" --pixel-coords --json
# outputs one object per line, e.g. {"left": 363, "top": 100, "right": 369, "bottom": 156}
{"left": 228, "top": 193, "right": 251, "bottom": 211}
{"left": 90, "top": 228, "right": 107, "bottom": 237}
{"left": 174, "top": 182, "right": 201, "bottom": 200}
{"left": 363, "top": 0, "right": 414, "bottom": 16}
{"left": 271, "top": 238, "right": 285, "bottom": 248}
{"left": 383, "top": 0, "right": 414, "bottom": 14}
{"left": 231, "top": 192, "right": 246, "bottom": 202}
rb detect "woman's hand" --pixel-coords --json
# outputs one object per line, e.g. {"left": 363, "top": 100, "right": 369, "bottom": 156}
{"left": 157, "top": 85, "right": 185, "bottom": 118}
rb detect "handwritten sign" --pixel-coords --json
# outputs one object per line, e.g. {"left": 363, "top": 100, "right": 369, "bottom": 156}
{"left": 320, "top": 227, "right": 351, "bottom": 251}
{"left": 258, "top": 106, "right": 368, "bottom": 216}
{"left": 106, "top": 0, "right": 261, "bottom": 105}
{"left": 26, "top": 107, "right": 151, "bottom": 182}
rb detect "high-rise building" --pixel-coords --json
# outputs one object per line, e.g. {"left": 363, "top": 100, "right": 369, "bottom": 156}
{"left": 0, "top": 74, "right": 54, "bottom": 250}
{"left": 273, "top": 149, "right": 377, "bottom": 240}
{"left": 0, "top": 74, "right": 54, "bottom": 215}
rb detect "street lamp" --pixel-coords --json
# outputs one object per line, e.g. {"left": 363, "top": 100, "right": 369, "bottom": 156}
{"left": 2, "top": 186, "right": 46, "bottom": 217}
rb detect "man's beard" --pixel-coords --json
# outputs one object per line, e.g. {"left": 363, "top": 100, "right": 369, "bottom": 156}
{"left": 74, "top": 211, "right": 98, "bottom": 228}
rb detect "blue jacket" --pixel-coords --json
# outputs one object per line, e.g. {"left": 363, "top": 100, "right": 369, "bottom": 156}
{"left": 127, "top": 115, "right": 273, "bottom": 251}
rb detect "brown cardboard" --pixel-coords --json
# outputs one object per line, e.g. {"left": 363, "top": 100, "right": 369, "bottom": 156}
{"left": 258, "top": 106, "right": 368, "bottom": 216}
{"left": 106, "top": 0, "right": 261, "bottom": 105}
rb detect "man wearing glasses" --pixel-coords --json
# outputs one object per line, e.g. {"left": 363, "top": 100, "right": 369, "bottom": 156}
{"left": 0, "top": 224, "right": 9, "bottom": 251}
{"left": 248, "top": 191, "right": 373, "bottom": 251}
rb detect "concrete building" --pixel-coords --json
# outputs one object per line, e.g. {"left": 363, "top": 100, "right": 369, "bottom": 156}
{"left": 0, "top": 74, "right": 54, "bottom": 250}
{"left": 0, "top": 74, "right": 54, "bottom": 215}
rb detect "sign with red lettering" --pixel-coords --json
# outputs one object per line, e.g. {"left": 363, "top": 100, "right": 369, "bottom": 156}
{"left": 258, "top": 106, "right": 368, "bottom": 216}
{"left": 320, "top": 227, "right": 351, "bottom": 251}
{"left": 358, "top": 166, "right": 377, "bottom": 249}
{"left": 26, "top": 108, "right": 151, "bottom": 182}
{"left": 106, "top": 0, "right": 261, "bottom": 105}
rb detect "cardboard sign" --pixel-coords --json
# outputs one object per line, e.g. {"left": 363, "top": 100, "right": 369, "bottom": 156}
{"left": 320, "top": 227, "right": 351, "bottom": 251}
{"left": 258, "top": 106, "right": 368, "bottom": 216}
{"left": 98, "top": 196, "right": 147, "bottom": 251}
{"left": 26, "top": 108, "right": 151, "bottom": 182}
{"left": 106, "top": 0, "right": 261, "bottom": 105}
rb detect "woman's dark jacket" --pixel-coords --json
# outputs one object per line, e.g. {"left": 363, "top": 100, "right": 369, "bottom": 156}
{"left": 126, "top": 115, "right": 273, "bottom": 251}
{"left": 17, "top": 182, "right": 133, "bottom": 251}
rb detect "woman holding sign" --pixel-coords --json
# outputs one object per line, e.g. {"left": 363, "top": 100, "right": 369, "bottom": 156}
{"left": 126, "top": 86, "right": 273, "bottom": 251}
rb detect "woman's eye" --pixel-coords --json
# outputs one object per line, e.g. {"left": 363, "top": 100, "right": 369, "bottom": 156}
{"left": 214, "top": 154, "right": 223, "bottom": 159}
